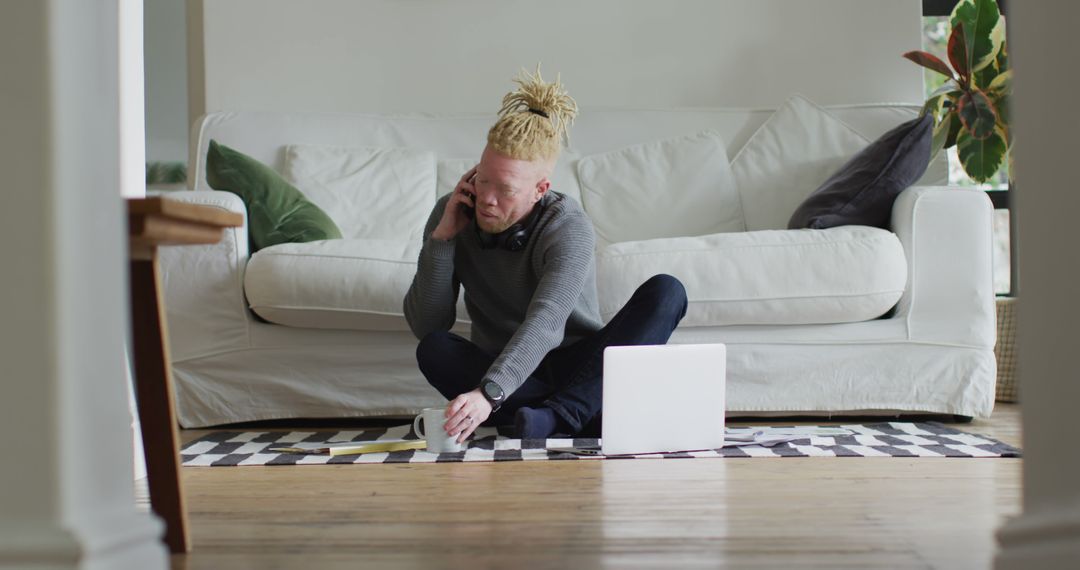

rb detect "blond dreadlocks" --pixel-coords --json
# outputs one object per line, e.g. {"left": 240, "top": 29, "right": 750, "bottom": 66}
{"left": 487, "top": 64, "right": 578, "bottom": 163}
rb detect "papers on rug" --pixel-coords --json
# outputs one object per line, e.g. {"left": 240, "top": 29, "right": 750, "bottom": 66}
{"left": 549, "top": 427, "right": 856, "bottom": 456}
{"left": 268, "top": 439, "right": 427, "bottom": 456}
{"left": 724, "top": 426, "right": 853, "bottom": 447}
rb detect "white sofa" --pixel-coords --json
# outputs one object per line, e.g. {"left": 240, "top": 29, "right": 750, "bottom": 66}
{"left": 161, "top": 96, "right": 997, "bottom": 428}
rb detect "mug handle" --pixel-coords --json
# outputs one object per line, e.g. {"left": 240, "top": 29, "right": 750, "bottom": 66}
{"left": 413, "top": 414, "right": 425, "bottom": 439}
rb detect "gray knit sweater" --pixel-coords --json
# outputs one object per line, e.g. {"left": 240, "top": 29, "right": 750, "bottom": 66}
{"left": 403, "top": 191, "right": 603, "bottom": 396}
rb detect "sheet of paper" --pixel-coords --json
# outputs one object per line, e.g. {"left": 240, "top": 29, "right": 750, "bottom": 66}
{"left": 723, "top": 427, "right": 852, "bottom": 447}
{"left": 268, "top": 439, "right": 421, "bottom": 455}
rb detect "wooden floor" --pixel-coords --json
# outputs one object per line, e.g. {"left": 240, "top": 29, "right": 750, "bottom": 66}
{"left": 156, "top": 404, "right": 1022, "bottom": 570}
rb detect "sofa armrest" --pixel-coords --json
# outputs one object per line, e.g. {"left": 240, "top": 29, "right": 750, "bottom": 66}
{"left": 157, "top": 190, "right": 252, "bottom": 361}
{"left": 890, "top": 186, "right": 996, "bottom": 348}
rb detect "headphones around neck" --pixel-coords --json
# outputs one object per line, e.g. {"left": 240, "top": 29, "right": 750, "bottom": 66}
{"left": 475, "top": 193, "right": 559, "bottom": 252}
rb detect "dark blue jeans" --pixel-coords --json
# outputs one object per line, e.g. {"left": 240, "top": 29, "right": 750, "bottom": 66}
{"left": 415, "top": 274, "right": 688, "bottom": 436}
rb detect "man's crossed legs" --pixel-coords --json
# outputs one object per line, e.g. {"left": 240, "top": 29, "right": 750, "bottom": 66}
{"left": 416, "top": 274, "right": 688, "bottom": 438}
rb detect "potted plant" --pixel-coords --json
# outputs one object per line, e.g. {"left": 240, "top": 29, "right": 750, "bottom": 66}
{"left": 904, "top": 0, "right": 1016, "bottom": 402}
{"left": 904, "top": 0, "right": 1011, "bottom": 183}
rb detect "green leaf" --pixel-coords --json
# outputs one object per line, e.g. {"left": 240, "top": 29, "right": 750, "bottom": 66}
{"left": 974, "top": 55, "right": 999, "bottom": 90}
{"left": 948, "top": 23, "right": 970, "bottom": 84}
{"left": 996, "top": 40, "right": 1009, "bottom": 75}
{"left": 973, "top": 43, "right": 1008, "bottom": 90}
{"left": 931, "top": 112, "right": 950, "bottom": 158}
{"left": 932, "top": 110, "right": 961, "bottom": 156}
{"left": 944, "top": 107, "right": 963, "bottom": 148}
{"left": 957, "top": 127, "right": 1008, "bottom": 183}
{"left": 951, "top": 0, "right": 1005, "bottom": 73}
{"left": 903, "top": 50, "right": 956, "bottom": 81}
{"left": 922, "top": 94, "right": 945, "bottom": 118}
{"left": 993, "top": 91, "right": 1010, "bottom": 143}
{"left": 929, "top": 81, "right": 960, "bottom": 99}
{"left": 1007, "top": 146, "right": 1015, "bottom": 185}
{"left": 957, "top": 89, "right": 998, "bottom": 139}
{"left": 986, "top": 69, "right": 1013, "bottom": 97}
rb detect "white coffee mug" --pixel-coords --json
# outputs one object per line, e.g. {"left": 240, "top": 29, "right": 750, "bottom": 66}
{"left": 413, "top": 407, "right": 467, "bottom": 453}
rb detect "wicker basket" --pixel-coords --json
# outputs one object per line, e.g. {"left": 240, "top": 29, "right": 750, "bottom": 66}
{"left": 994, "top": 297, "right": 1018, "bottom": 402}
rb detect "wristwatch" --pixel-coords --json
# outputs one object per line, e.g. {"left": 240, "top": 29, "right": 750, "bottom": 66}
{"left": 479, "top": 379, "right": 506, "bottom": 412}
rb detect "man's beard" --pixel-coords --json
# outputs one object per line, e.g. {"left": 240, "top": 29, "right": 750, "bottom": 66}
{"left": 478, "top": 216, "right": 512, "bottom": 234}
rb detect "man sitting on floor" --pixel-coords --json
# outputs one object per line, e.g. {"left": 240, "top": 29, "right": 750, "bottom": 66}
{"left": 403, "top": 66, "right": 688, "bottom": 443}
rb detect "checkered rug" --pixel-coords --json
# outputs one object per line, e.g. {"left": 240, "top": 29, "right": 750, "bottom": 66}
{"left": 180, "top": 422, "right": 1019, "bottom": 466}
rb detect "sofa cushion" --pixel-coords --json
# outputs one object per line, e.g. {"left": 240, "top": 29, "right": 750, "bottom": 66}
{"left": 577, "top": 130, "right": 743, "bottom": 246}
{"left": 596, "top": 226, "right": 907, "bottom": 326}
{"left": 205, "top": 140, "right": 342, "bottom": 252}
{"left": 283, "top": 144, "right": 436, "bottom": 241}
{"left": 244, "top": 239, "right": 470, "bottom": 331}
{"left": 789, "top": 114, "right": 935, "bottom": 230}
{"left": 437, "top": 150, "right": 584, "bottom": 205}
{"left": 732, "top": 94, "right": 871, "bottom": 231}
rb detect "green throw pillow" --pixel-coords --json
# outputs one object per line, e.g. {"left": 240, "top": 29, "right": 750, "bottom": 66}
{"left": 205, "top": 139, "right": 342, "bottom": 252}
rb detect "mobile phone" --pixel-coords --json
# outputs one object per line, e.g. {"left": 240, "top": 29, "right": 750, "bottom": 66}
{"left": 460, "top": 173, "right": 477, "bottom": 219}
{"left": 459, "top": 189, "right": 475, "bottom": 219}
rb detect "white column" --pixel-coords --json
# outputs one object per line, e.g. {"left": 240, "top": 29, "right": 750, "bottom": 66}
{"left": 121, "top": 0, "right": 148, "bottom": 482}
{"left": 996, "top": 1, "right": 1080, "bottom": 568}
{"left": 0, "top": 0, "right": 167, "bottom": 568}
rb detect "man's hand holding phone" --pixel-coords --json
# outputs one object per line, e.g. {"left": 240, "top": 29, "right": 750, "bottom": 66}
{"left": 431, "top": 166, "right": 478, "bottom": 241}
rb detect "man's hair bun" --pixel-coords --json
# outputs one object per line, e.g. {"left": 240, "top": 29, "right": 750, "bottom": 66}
{"left": 487, "top": 64, "right": 578, "bottom": 162}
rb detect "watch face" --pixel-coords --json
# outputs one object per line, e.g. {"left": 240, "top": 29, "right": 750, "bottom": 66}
{"left": 483, "top": 381, "right": 504, "bottom": 401}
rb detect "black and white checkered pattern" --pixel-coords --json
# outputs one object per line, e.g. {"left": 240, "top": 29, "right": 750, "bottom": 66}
{"left": 180, "top": 422, "right": 1020, "bottom": 466}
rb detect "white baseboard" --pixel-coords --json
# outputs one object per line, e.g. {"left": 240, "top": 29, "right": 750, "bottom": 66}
{"left": 0, "top": 509, "right": 165, "bottom": 569}
{"left": 995, "top": 499, "right": 1080, "bottom": 569}
{"left": 0, "top": 523, "right": 79, "bottom": 568}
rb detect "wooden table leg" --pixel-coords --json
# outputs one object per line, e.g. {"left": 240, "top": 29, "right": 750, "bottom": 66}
{"left": 130, "top": 250, "right": 190, "bottom": 553}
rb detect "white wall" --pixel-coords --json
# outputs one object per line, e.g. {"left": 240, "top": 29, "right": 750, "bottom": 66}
{"left": 144, "top": 0, "right": 188, "bottom": 163}
{"left": 121, "top": 0, "right": 146, "bottom": 197}
{"left": 0, "top": 0, "right": 165, "bottom": 567}
{"left": 996, "top": 1, "right": 1080, "bottom": 567}
{"left": 192, "top": 0, "right": 924, "bottom": 116}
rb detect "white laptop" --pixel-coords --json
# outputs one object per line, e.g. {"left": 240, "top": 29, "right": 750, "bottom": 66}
{"left": 555, "top": 343, "right": 726, "bottom": 456}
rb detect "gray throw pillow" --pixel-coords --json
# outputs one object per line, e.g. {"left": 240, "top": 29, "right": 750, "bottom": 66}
{"left": 788, "top": 114, "right": 934, "bottom": 230}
